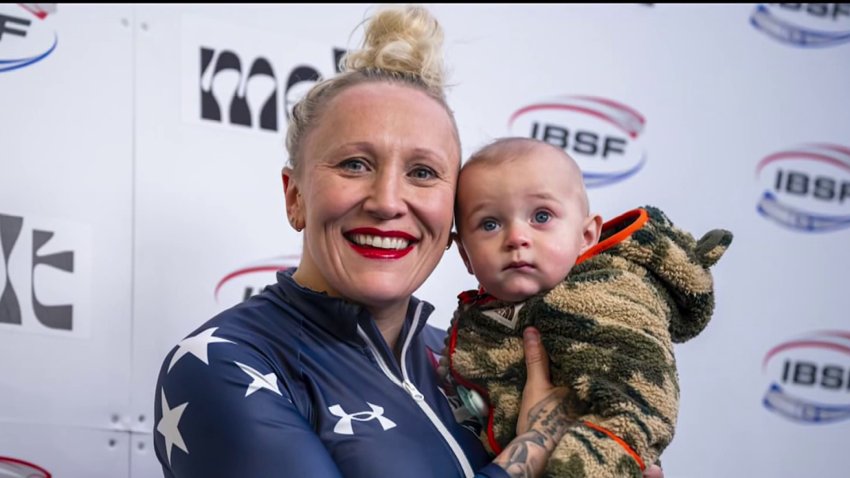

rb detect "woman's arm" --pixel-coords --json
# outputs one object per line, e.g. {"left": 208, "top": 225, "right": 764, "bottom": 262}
{"left": 491, "top": 327, "right": 572, "bottom": 478}
{"left": 154, "top": 347, "right": 344, "bottom": 477}
{"left": 491, "top": 327, "right": 664, "bottom": 478}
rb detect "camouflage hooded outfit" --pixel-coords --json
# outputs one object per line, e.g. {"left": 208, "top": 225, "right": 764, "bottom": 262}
{"left": 442, "top": 206, "right": 732, "bottom": 477}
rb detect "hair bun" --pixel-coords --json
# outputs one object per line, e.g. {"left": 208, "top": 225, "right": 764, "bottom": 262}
{"left": 342, "top": 5, "right": 445, "bottom": 93}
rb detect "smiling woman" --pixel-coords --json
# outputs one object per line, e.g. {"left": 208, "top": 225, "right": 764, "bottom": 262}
{"left": 152, "top": 5, "right": 647, "bottom": 478}
{"left": 284, "top": 82, "right": 460, "bottom": 336}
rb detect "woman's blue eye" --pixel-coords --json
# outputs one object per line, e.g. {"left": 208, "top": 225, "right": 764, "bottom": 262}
{"left": 534, "top": 211, "right": 551, "bottom": 223}
{"left": 411, "top": 167, "right": 435, "bottom": 180}
{"left": 341, "top": 159, "right": 366, "bottom": 172}
{"left": 482, "top": 220, "right": 498, "bottom": 231}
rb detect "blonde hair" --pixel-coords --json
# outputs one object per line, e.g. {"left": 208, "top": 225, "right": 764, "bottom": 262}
{"left": 285, "top": 5, "right": 457, "bottom": 173}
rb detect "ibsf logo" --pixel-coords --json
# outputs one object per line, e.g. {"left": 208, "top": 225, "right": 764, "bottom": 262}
{"left": 762, "top": 331, "right": 850, "bottom": 424}
{"left": 0, "top": 456, "right": 51, "bottom": 478}
{"left": 755, "top": 144, "right": 850, "bottom": 232}
{"left": 0, "top": 212, "right": 91, "bottom": 336}
{"left": 750, "top": 3, "right": 850, "bottom": 48}
{"left": 199, "top": 46, "right": 345, "bottom": 132}
{"left": 0, "top": 3, "right": 57, "bottom": 73}
{"left": 509, "top": 96, "right": 647, "bottom": 187}
{"left": 214, "top": 254, "right": 300, "bottom": 306}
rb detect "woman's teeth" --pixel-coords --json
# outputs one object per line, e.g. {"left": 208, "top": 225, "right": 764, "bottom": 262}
{"left": 351, "top": 234, "right": 410, "bottom": 250}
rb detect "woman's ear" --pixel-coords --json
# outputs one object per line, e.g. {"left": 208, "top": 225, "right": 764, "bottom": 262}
{"left": 579, "top": 213, "right": 603, "bottom": 255}
{"left": 283, "top": 167, "right": 305, "bottom": 232}
{"left": 282, "top": 169, "right": 291, "bottom": 193}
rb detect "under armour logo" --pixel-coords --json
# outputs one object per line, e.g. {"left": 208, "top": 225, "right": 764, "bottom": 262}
{"left": 328, "top": 403, "right": 397, "bottom": 435}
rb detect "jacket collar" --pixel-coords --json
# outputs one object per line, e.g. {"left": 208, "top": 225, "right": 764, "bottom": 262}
{"left": 272, "top": 268, "right": 436, "bottom": 347}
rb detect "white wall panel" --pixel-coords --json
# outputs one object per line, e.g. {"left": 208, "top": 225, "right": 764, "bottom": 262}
{"left": 130, "top": 431, "right": 159, "bottom": 478}
{"left": 0, "top": 0, "right": 134, "bottom": 455}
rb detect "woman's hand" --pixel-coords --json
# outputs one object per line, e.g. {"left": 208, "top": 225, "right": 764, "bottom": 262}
{"left": 515, "top": 327, "right": 574, "bottom": 436}
{"left": 493, "top": 327, "right": 665, "bottom": 478}
{"left": 492, "top": 327, "right": 574, "bottom": 478}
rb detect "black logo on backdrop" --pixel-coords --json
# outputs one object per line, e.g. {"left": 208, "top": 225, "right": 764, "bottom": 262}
{"left": 0, "top": 213, "right": 74, "bottom": 330}
{"left": 0, "top": 12, "right": 30, "bottom": 41}
{"left": 199, "top": 47, "right": 345, "bottom": 131}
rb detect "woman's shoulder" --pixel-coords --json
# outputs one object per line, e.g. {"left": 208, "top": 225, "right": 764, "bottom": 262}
{"left": 158, "top": 289, "right": 303, "bottom": 381}
{"left": 154, "top": 291, "right": 308, "bottom": 421}
{"left": 197, "top": 290, "right": 301, "bottom": 347}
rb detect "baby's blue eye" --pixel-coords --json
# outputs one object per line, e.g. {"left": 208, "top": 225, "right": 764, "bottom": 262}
{"left": 534, "top": 211, "right": 551, "bottom": 223}
{"left": 482, "top": 220, "right": 498, "bottom": 232}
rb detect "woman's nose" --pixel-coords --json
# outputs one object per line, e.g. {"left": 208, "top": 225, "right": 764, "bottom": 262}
{"left": 364, "top": 169, "right": 406, "bottom": 220}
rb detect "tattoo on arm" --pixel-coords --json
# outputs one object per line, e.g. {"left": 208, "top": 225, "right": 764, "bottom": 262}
{"left": 493, "top": 390, "right": 574, "bottom": 478}
{"left": 494, "top": 430, "right": 547, "bottom": 478}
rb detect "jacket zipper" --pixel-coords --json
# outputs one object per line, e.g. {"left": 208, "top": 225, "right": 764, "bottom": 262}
{"left": 356, "top": 302, "right": 474, "bottom": 478}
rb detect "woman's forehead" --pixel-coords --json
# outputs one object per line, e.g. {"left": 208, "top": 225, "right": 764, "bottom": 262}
{"left": 305, "top": 82, "right": 460, "bottom": 162}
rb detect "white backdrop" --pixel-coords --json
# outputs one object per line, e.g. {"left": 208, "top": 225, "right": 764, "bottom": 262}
{"left": 2, "top": 4, "right": 849, "bottom": 477}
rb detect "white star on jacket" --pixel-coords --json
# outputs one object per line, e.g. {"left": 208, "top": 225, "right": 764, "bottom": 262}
{"left": 235, "top": 361, "right": 283, "bottom": 397}
{"left": 168, "top": 327, "right": 234, "bottom": 372}
{"left": 157, "top": 389, "right": 189, "bottom": 465}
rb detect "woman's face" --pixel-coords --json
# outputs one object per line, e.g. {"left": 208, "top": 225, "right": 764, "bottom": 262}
{"left": 286, "top": 82, "right": 460, "bottom": 312}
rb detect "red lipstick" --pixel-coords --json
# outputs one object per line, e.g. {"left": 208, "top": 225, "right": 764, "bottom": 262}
{"left": 346, "top": 228, "right": 416, "bottom": 259}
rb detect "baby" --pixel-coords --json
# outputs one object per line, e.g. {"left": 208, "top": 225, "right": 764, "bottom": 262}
{"left": 442, "top": 137, "right": 732, "bottom": 477}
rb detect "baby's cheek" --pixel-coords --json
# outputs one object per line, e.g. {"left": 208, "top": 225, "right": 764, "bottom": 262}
{"left": 478, "top": 271, "right": 504, "bottom": 295}
{"left": 550, "top": 249, "right": 581, "bottom": 280}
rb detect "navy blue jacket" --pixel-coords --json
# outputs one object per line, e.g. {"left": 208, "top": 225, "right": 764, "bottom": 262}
{"left": 154, "top": 269, "right": 509, "bottom": 478}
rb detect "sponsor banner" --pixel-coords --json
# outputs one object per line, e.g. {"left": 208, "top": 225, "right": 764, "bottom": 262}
{"left": 750, "top": 3, "right": 850, "bottom": 48}
{"left": 0, "top": 3, "right": 57, "bottom": 73}
{"left": 181, "top": 14, "right": 344, "bottom": 135}
{"left": 762, "top": 330, "right": 850, "bottom": 424}
{"left": 215, "top": 254, "right": 300, "bottom": 308}
{"left": 755, "top": 144, "right": 850, "bottom": 233}
{"left": 0, "top": 212, "right": 91, "bottom": 337}
{"left": 508, "top": 96, "right": 646, "bottom": 188}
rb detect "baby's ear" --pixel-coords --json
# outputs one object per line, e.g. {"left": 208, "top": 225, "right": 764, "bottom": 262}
{"left": 580, "top": 213, "right": 603, "bottom": 255}
{"left": 454, "top": 233, "right": 474, "bottom": 275}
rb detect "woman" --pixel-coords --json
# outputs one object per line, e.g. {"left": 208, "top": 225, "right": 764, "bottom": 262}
{"left": 154, "top": 6, "right": 662, "bottom": 477}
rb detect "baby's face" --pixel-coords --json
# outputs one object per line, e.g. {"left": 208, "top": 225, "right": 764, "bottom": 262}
{"left": 456, "top": 147, "right": 595, "bottom": 302}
